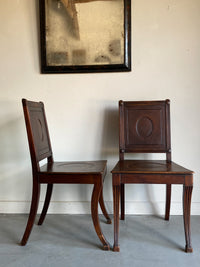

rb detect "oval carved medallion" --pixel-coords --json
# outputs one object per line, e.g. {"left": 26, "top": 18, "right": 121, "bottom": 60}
{"left": 136, "top": 116, "right": 153, "bottom": 138}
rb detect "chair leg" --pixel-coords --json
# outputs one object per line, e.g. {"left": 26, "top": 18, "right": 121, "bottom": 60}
{"left": 120, "top": 184, "right": 125, "bottom": 220}
{"left": 165, "top": 184, "right": 171, "bottom": 220}
{"left": 99, "top": 188, "right": 112, "bottom": 224}
{"left": 91, "top": 180, "right": 110, "bottom": 250}
{"left": 183, "top": 185, "right": 193, "bottom": 253}
{"left": 113, "top": 181, "right": 120, "bottom": 252}
{"left": 38, "top": 184, "right": 53, "bottom": 225}
{"left": 21, "top": 182, "right": 40, "bottom": 246}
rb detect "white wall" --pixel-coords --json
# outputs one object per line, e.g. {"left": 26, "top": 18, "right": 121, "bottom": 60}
{"left": 0, "top": 0, "right": 200, "bottom": 215}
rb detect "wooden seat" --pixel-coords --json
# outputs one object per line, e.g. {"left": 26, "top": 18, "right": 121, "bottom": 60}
{"left": 20, "top": 99, "right": 111, "bottom": 250}
{"left": 111, "top": 100, "right": 193, "bottom": 252}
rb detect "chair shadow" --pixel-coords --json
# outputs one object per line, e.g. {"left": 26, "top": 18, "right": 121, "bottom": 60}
{"left": 36, "top": 214, "right": 108, "bottom": 250}
{"left": 125, "top": 216, "right": 184, "bottom": 252}
{"left": 99, "top": 107, "right": 119, "bottom": 159}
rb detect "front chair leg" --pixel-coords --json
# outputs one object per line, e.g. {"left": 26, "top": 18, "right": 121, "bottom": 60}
{"left": 113, "top": 174, "right": 120, "bottom": 252}
{"left": 91, "top": 179, "right": 110, "bottom": 250}
{"left": 113, "top": 184, "right": 120, "bottom": 252}
{"left": 99, "top": 188, "right": 112, "bottom": 224}
{"left": 183, "top": 185, "right": 193, "bottom": 253}
{"left": 38, "top": 184, "right": 53, "bottom": 225}
{"left": 21, "top": 181, "right": 40, "bottom": 246}
{"left": 165, "top": 184, "right": 171, "bottom": 220}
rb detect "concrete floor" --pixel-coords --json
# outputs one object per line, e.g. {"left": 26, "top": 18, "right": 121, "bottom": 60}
{"left": 0, "top": 214, "right": 200, "bottom": 267}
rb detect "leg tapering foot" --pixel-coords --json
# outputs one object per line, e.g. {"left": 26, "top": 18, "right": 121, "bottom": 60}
{"left": 103, "top": 244, "right": 110, "bottom": 251}
{"left": 185, "top": 246, "right": 193, "bottom": 253}
{"left": 113, "top": 245, "right": 120, "bottom": 252}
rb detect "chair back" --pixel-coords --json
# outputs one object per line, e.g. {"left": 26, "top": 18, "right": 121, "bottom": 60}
{"left": 119, "top": 100, "right": 171, "bottom": 161}
{"left": 22, "top": 99, "right": 53, "bottom": 172}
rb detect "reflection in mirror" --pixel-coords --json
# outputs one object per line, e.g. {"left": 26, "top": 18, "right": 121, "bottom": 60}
{"left": 45, "top": 0, "right": 124, "bottom": 66}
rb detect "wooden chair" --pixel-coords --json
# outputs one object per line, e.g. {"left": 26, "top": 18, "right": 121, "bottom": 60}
{"left": 111, "top": 100, "right": 193, "bottom": 252}
{"left": 20, "top": 99, "right": 111, "bottom": 250}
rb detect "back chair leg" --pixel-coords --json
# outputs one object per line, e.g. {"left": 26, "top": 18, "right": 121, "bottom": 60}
{"left": 38, "top": 184, "right": 53, "bottom": 225}
{"left": 91, "top": 180, "right": 110, "bottom": 250}
{"left": 183, "top": 185, "right": 193, "bottom": 253}
{"left": 99, "top": 188, "right": 112, "bottom": 224}
{"left": 21, "top": 182, "right": 40, "bottom": 246}
{"left": 120, "top": 184, "right": 125, "bottom": 220}
{"left": 165, "top": 184, "right": 171, "bottom": 220}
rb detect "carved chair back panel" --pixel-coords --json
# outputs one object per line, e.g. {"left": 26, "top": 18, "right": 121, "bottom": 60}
{"left": 119, "top": 100, "right": 171, "bottom": 154}
{"left": 23, "top": 99, "right": 53, "bottom": 164}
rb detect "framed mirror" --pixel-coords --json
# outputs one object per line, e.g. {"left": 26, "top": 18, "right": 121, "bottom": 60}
{"left": 39, "top": 0, "right": 131, "bottom": 73}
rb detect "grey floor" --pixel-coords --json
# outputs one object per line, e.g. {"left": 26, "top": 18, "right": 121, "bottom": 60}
{"left": 0, "top": 215, "right": 200, "bottom": 267}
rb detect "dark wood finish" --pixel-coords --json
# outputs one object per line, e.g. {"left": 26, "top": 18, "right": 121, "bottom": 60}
{"left": 183, "top": 185, "right": 193, "bottom": 252}
{"left": 113, "top": 174, "right": 120, "bottom": 252}
{"left": 165, "top": 184, "right": 171, "bottom": 220}
{"left": 111, "top": 100, "right": 193, "bottom": 252}
{"left": 99, "top": 189, "right": 112, "bottom": 224}
{"left": 21, "top": 99, "right": 111, "bottom": 250}
{"left": 120, "top": 184, "right": 125, "bottom": 220}
{"left": 39, "top": 0, "right": 131, "bottom": 73}
{"left": 38, "top": 184, "right": 53, "bottom": 225}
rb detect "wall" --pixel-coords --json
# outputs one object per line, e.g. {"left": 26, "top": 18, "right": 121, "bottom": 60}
{"left": 0, "top": 0, "right": 200, "bottom": 215}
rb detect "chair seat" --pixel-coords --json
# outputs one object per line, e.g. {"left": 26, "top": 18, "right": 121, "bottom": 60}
{"left": 40, "top": 160, "right": 107, "bottom": 174}
{"left": 112, "top": 160, "right": 193, "bottom": 174}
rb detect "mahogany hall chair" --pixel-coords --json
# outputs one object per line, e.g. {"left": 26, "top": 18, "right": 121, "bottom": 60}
{"left": 20, "top": 99, "right": 111, "bottom": 250}
{"left": 111, "top": 100, "right": 193, "bottom": 252}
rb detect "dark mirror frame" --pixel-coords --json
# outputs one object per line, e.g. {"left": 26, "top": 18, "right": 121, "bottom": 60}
{"left": 39, "top": 0, "right": 131, "bottom": 74}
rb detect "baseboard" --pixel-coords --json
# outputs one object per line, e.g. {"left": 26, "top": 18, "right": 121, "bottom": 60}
{"left": 0, "top": 201, "right": 199, "bottom": 215}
